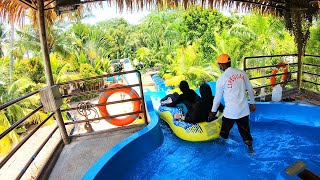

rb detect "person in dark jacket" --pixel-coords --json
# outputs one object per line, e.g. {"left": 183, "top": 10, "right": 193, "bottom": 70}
{"left": 176, "top": 80, "right": 201, "bottom": 111}
{"left": 161, "top": 80, "right": 201, "bottom": 114}
{"left": 174, "top": 83, "right": 224, "bottom": 123}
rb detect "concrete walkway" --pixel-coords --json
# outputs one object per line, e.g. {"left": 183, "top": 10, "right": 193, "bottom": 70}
{"left": 47, "top": 125, "right": 144, "bottom": 180}
{"left": 142, "top": 71, "right": 156, "bottom": 92}
{"left": 0, "top": 123, "right": 74, "bottom": 180}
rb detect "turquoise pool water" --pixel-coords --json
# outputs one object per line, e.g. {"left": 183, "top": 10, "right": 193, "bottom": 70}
{"left": 124, "top": 118, "right": 320, "bottom": 179}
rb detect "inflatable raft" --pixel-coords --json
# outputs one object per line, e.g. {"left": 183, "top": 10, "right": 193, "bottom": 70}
{"left": 158, "top": 106, "right": 222, "bottom": 142}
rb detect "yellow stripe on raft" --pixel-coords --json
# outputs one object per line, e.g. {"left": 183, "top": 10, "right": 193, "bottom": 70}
{"left": 158, "top": 111, "right": 222, "bottom": 142}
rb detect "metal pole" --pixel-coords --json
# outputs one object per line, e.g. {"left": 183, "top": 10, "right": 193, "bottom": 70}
{"left": 37, "top": 0, "right": 70, "bottom": 144}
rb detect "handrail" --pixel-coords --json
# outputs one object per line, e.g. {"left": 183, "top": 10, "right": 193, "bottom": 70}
{"left": 0, "top": 105, "right": 43, "bottom": 140}
{"left": 59, "top": 70, "right": 148, "bottom": 125}
{"left": 95, "top": 98, "right": 142, "bottom": 106}
{"left": 61, "top": 83, "right": 140, "bottom": 98}
{"left": 249, "top": 71, "right": 297, "bottom": 80}
{"left": 243, "top": 54, "right": 298, "bottom": 78}
{"left": 252, "top": 79, "right": 296, "bottom": 89}
{"left": 64, "top": 110, "right": 144, "bottom": 125}
{"left": 0, "top": 89, "right": 43, "bottom": 111}
{"left": 16, "top": 126, "right": 59, "bottom": 179}
{"left": 303, "top": 71, "right": 320, "bottom": 77}
{"left": 304, "top": 63, "right": 320, "bottom": 68}
{"left": 57, "top": 70, "right": 139, "bottom": 86}
{"left": 60, "top": 98, "right": 143, "bottom": 112}
{"left": 303, "top": 80, "right": 320, "bottom": 86}
{"left": 243, "top": 54, "right": 300, "bottom": 93}
{"left": 0, "top": 113, "right": 54, "bottom": 169}
{"left": 304, "top": 54, "right": 320, "bottom": 58}
{"left": 245, "top": 63, "right": 298, "bottom": 70}
{"left": 244, "top": 54, "right": 298, "bottom": 59}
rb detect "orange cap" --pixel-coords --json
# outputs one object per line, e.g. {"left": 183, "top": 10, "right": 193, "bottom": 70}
{"left": 217, "top": 54, "right": 231, "bottom": 63}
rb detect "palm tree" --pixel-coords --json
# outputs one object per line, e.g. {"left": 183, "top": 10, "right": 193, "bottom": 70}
{"left": 139, "top": 10, "right": 182, "bottom": 64}
{"left": 0, "top": 76, "right": 54, "bottom": 155}
{"left": 0, "top": 56, "right": 9, "bottom": 85}
{"left": 163, "top": 43, "right": 221, "bottom": 89}
{"left": 136, "top": 47, "right": 152, "bottom": 67}
{"left": 209, "top": 24, "right": 256, "bottom": 69}
{"left": 1, "top": 77, "right": 48, "bottom": 125}
{"left": 13, "top": 24, "right": 77, "bottom": 59}
{"left": 0, "top": 23, "right": 6, "bottom": 57}
{"left": 0, "top": 77, "right": 36, "bottom": 155}
{"left": 50, "top": 53, "right": 80, "bottom": 83}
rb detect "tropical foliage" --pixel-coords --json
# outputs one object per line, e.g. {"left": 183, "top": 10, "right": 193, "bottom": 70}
{"left": 0, "top": 7, "right": 319, "bottom": 155}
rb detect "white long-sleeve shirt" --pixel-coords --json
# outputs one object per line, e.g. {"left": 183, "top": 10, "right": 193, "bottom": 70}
{"left": 211, "top": 67, "right": 255, "bottom": 119}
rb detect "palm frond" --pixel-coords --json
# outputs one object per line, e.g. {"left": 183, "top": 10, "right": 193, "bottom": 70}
{"left": 0, "top": 111, "right": 19, "bottom": 145}
{"left": 164, "top": 74, "right": 185, "bottom": 87}
{"left": 6, "top": 104, "right": 25, "bottom": 124}
{"left": 23, "top": 108, "right": 54, "bottom": 125}
{"left": 7, "top": 77, "right": 35, "bottom": 98}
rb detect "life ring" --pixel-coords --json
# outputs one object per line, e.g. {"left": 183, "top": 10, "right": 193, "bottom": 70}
{"left": 98, "top": 84, "right": 141, "bottom": 126}
{"left": 270, "top": 62, "right": 288, "bottom": 88}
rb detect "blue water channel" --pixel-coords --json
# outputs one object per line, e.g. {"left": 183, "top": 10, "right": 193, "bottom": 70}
{"left": 122, "top": 77, "right": 320, "bottom": 179}
{"left": 84, "top": 76, "right": 320, "bottom": 180}
{"left": 124, "top": 111, "right": 320, "bottom": 179}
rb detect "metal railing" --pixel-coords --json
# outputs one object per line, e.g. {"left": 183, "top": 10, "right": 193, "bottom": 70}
{"left": 244, "top": 54, "right": 320, "bottom": 101}
{"left": 0, "top": 90, "right": 57, "bottom": 174}
{"left": 0, "top": 70, "right": 148, "bottom": 179}
{"left": 244, "top": 54, "right": 299, "bottom": 100}
{"left": 302, "top": 55, "right": 320, "bottom": 92}
{"left": 57, "top": 70, "right": 148, "bottom": 136}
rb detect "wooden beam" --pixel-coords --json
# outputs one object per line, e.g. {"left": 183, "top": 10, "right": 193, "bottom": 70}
{"left": 37, "top": 0, "right": 54, "bottom": 86}
{"left": 232, "top": 0, "right": 285, "bottom": 9}
{"left": 12, "top": 0, "right": 36, "bottom": 9}
{"left": 37, "top": 0, "right": 70, "bottom": 145}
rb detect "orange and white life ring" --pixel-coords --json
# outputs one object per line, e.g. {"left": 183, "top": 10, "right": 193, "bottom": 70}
{"left": 270, "top": 62, "right": 288, "bottom": 88}
{"left": 98, "top": 84, "right": 141, "bottom": 126}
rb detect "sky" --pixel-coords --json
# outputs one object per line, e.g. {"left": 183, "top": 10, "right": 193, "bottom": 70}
{"left": 81, "top": 3, "right": 151, "bottom": 25}
{"left": 81, "top": 4, "right": 235, "bottom": 25}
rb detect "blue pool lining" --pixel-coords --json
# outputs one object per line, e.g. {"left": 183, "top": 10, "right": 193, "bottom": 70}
{"left": 250, "top": 102, "right": 320, "bottom": 127}
{"left": 82, "top": 93, "right": 164, "bottom": 180}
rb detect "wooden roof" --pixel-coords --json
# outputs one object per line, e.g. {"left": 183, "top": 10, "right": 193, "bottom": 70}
{"left": 1, "top": 0, "right": 318, "bottom": 22}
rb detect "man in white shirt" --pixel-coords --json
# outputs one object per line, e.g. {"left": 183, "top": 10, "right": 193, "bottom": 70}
{"left": 209, "top": 54, "right": 256, "bottom": 153}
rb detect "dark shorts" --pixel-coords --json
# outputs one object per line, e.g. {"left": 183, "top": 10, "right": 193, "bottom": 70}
{"left": 220, "top": 115, "right": 253, "bottom": 142}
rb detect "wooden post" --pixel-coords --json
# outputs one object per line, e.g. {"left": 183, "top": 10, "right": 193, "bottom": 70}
{"left": 37, "top": 0, "right": 70, "bottom": 144}
{"left": 297, "top": 45, "right": 303, "bottom": 92}
{"left": 37, "top": 0, "right": 54, "bottom": 86}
